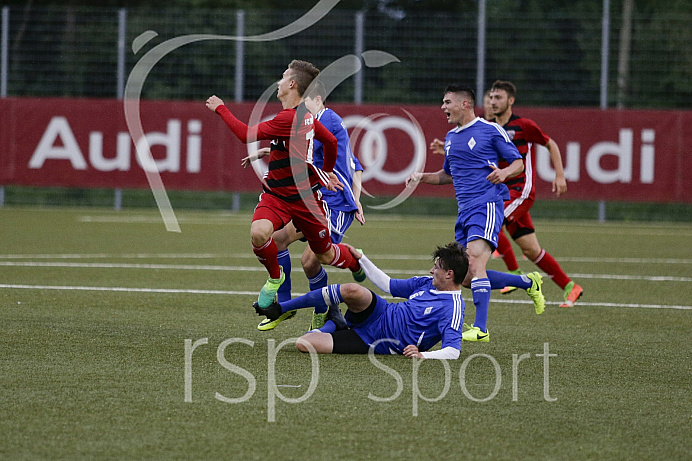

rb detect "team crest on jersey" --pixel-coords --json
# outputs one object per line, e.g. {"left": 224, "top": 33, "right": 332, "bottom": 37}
{"left": 319, "top": 229, "right": 326, "bottom": 238}
{"left": 506, "top": 130, "right": 516, "bottom": 140}
{"left": 468, "top": 137, "right": 476, "bottom": 149}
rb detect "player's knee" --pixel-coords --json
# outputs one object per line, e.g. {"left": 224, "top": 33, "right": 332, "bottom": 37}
{"left": 339, "top": 283, "right": 363, "bottom": 301}
{"left": 250, "top": 223, "right": 272, "bottom": 247}
{"left": 301, "top": 251, "right": 321, "bottom": 275}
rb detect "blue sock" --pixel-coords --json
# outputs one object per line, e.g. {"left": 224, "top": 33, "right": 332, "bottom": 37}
{"left": 487, "top": 270, "right": 531, "bottom": 290}
{"left": 276, "top": 249, "right": 292, "bottom": 303}
{"left": 471, "top": 278, "right": 491, "bottom": 333}
{"left": 318, "top": 320, "right": 337, "bottom": 334}
{"left": 280, "top": 285, "right": 344, "bottom": 314}
{"left": 307, "top": 267, "right": 329, "bottom": 313}
{"left": 308, "top": 267, "right": 328, "bottom": 291}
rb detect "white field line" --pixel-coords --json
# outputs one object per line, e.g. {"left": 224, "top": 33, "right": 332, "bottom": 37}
{"left": 0, "top": 253, "right": 690, "bottom": 265}
{"left": 1, "top": 284, "right": 690, "bottom": 310}
{"left": 0, "top": 261, "right": 690, "bottom": 282}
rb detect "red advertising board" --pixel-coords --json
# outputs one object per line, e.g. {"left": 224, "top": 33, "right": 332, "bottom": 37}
{"left": 0, "top": 97, "right": 690, "bottom": 203}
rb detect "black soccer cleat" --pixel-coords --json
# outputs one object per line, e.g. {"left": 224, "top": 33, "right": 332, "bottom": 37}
{"left": 253, "top": 301, "right": 283, "bottom": 321}
{"left": 327, "top": 304, "right": 348, "bottom": 331}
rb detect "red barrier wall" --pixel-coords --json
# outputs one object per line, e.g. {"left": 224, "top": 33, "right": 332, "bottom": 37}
{"left": 1, "top": 97, "right": 690, "bottom": 203}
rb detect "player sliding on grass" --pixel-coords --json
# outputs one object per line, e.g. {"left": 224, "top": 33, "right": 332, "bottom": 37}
{"left": 254, "top": 243, "right": 466, "bottom": 359}
{"left": 206, "top": 60, "right": 363, "bottom": 310}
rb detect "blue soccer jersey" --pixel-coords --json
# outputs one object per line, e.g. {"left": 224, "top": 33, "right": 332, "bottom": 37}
{"left": 443, "top": 117, "right": 522, "bottom": 210}
{"left": 353, "top": 276, "right": 464, "bottom": 355}
{"left": 312, "top": 108, "right": 363, "bottom": 213}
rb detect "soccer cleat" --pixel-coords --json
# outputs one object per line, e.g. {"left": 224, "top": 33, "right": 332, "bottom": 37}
{"left": 257, "top": 269, "right": 285, "bottom": 308}
{"left": 257, "top": 310, "right": 297, "bottom": 331}
{"left": 327, "top": 304, "right": 348, "bottom": 331}
{"left": 462, "top": 325, "right": 490, "bottom": 342}
{"left": 525, "top": 271, "right": 545, "bottom": 315}
{"left": 310, "top": 309, "right": 328, "bottom": 331}
{"left": 560, "top": 282, "right": 584, "bottom": 307}
{"left": 500, "top": 269, "right": 523, "bottom": 295}
{"left": 253, "top": 300, "right": 283, "bottom": 322}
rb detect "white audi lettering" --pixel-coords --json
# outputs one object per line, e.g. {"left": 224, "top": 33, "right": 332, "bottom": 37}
{"left": 535, "top": 128, "right": 655, "bottom": 185}
{"left": 29, "top": 116, "right": 202, "bottom": 173}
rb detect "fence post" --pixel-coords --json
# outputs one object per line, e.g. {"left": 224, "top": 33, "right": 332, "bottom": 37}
{"left": 476, "top": 0, "right": 486, "bottom": 104}
{"left": 234, "top": 10, "right": 244, "bottom": 103}
{"left": 1, "top": 6, "right": 9, "bottom": 207}
{"left": 354, "top": 10, "right": 364, "bottom": 104}
{"left": 1, "top": 6, "right": 8, "bottom": 98}
{"left": 114, "top": 8, "right": 127, "bottom": 211}
{"left": 600, "top": 0, "right": 610, "bottom": 110}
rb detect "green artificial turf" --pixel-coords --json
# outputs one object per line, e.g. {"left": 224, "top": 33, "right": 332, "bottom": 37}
{"left": 1, "top": 208, "right": 690, "bottom": 460}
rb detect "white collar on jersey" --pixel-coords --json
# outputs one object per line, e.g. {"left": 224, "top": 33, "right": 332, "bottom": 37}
{"left": 452, "top": 116, "right": 482, "bottom": 133}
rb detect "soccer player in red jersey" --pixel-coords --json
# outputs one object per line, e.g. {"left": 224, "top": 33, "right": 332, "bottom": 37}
{"left": 488, "top": 80, "right": 583, "bottom": 307}
{"left": 205, "top": 60, "right": 362, "bottom": 308}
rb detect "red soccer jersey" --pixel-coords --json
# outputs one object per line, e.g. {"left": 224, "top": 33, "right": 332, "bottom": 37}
{"left": 497, "top": 114, "right": 550, "bottom": 200}
{"left": 216, "top": 103, "right": 337, "bottom": 201}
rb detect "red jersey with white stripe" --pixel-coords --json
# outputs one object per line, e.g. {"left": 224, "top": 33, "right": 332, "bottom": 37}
{"left": 216, "top": 103, "right": 337, "bottom": 202}
{"left": 496, "top": 114, "right": 550, "bottom": 202}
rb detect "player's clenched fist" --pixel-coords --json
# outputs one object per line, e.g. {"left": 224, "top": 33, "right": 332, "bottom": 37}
{"left": 205, "top": 95, "right": 224, "bottom": 112}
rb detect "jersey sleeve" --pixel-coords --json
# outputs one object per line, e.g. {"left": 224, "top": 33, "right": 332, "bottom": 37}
{"left": 315, "top": 120, "right": 337, "bottom": 172}
{"left": 493, "top": 130, "right": 522, "bottom": 164}
{"left": 438, "top": 296, "right": 463, "bottom": 350}
{"left": 389, "top": 276, "right": 432, "bottom": 299}
{"left": 521, "top": 118, "right": 550, "bottom": 146}
{"left": 215, "top": 105, "right": 292, "bottom": 143}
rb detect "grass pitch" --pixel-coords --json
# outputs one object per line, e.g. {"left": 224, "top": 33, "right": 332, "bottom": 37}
{"left": 1, "top": 207, "right": 690, "bottom": 460}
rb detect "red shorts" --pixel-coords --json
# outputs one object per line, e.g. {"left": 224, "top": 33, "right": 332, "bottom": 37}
{"left": 253, "top": 192, "right": 332, "bottom": 254}
{"left": 503, "top": 192, "right": 535, "bottom": 239}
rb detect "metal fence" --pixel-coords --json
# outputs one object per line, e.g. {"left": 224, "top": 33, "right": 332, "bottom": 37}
{"left": 1, "top": 4, "right": 691, "bottom": 108}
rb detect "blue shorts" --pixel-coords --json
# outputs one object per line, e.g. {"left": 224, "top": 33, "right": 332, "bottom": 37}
{"left": 454, "top": 199, "right": 504, "bottom": 251}
{"left": 326, "top": 208, "right": 356, "bottom": 244}
{"left": 345, "top": 294, "right": 400, "bottom": 355}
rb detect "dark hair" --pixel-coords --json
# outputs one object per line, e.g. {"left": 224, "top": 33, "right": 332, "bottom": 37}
{"left": 305, "top": 78, "right": 327, "bottom": 100}
{"left": 444, "top": 84, "right": 475, "bottom": 105}
{"left": 490, "top": 79, "right": 517, "bottom": 99}
{"left": 288, "top": 60, "right": 320, "bottom": 96}
{"left": 433, "top": 242, "right": 469, "bottom": 285}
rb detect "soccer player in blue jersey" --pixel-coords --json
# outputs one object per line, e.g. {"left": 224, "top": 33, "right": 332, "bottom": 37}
{"left": 243, "top": 79, "right": 365, "bottom": 332}
{"left": 406, "top": 84, "right": 545, "bottom": 343}
{"left": 254, "top": 243, "right": 467, "bottom": 359}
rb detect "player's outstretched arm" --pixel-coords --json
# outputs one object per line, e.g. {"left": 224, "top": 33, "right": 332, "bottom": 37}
{"left": 405, "top": 169, "right": 453, "bottom": 188}
{"left": 352, "top": 170, "right": 365, "bottom": 225}
{"left": 241, "top": 147, "right": 270, "bottom": 168}
{"left": 342, "top": 244, "right": 392, "bottom": 294}
{"left": 429, "top": 138, "right": 445, "bottom": 155}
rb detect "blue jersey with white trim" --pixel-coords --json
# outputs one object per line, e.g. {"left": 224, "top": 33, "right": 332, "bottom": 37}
{"left": 443, "top": 117, "right": 522, "bottom": 210}
{"left": 379, "top": 276, "right": 464, "bottom": 354}
{"left": 312, "top": 108, "right": 363, "bottom": 212}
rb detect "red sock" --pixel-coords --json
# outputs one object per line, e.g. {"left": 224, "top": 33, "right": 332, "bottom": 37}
{"left": 497, "top": 231, "right": 519, "bottom": 271}
{"left": 533, "top": 249, "right": 571, "bottom": 289}
{"left": 253, "top": 238, "right": 281, "bottom": 279}
{"left": 329, "top": 243, "right": 360, "bottom": 272}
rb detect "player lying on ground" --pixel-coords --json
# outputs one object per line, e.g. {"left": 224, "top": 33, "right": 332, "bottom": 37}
{"left": 254, "top": 243, "right": 468, "bottom": 359}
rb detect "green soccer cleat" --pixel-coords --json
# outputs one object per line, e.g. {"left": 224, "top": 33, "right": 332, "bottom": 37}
{"left": 257, "top": 309, "right": 297, "bottom": 331}
{"left": 526, "top": 271, "right": 545, "bottom": 315}
{"left": 257, "top": 269, "right": 285, "bottom": 309}
{"left": 500, "top": 269, "right": 523, "bottom": 295}
{"left": 462, "top": 324, "right": 490, "bottom": 342}
{"left": 309, "top": 309, "right": 329, "bottom": 331}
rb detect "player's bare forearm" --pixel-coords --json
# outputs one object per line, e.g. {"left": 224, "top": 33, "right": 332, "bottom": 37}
{"left": 406, "top": 170, "right": 452, "bottom": 187}
{"left": 546, "top": 138, "right": 568, "bottom": 196}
